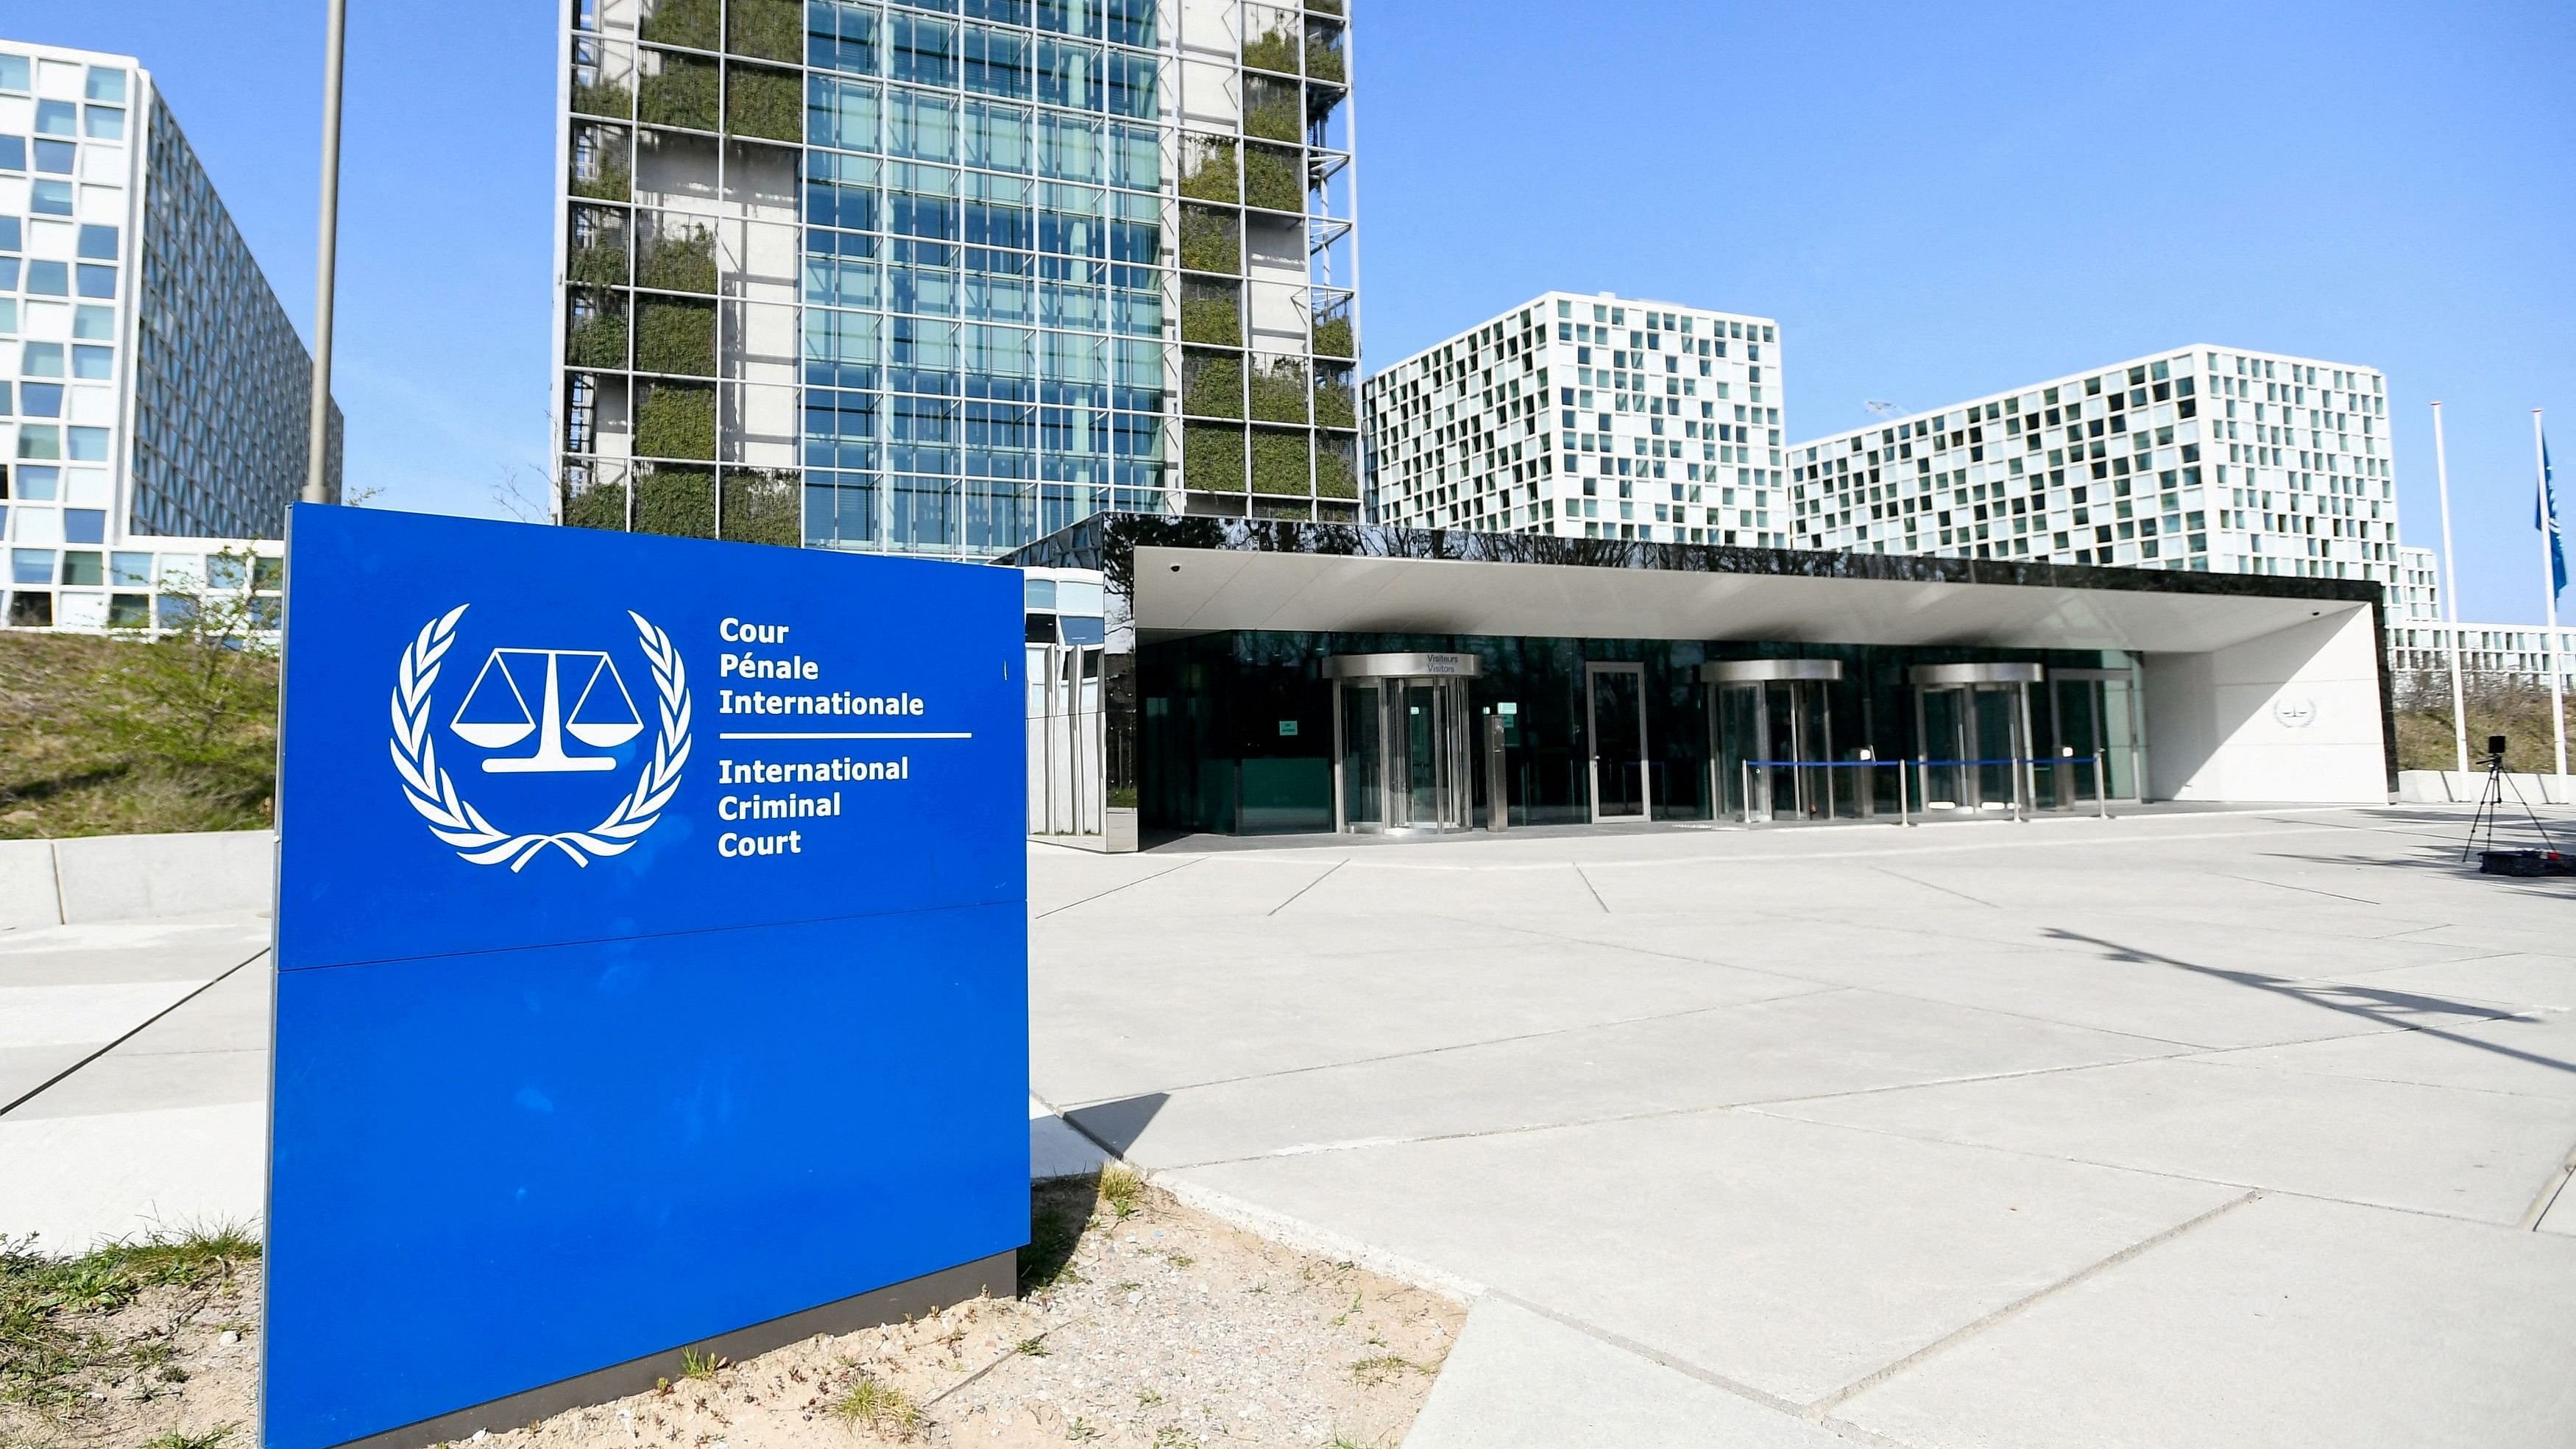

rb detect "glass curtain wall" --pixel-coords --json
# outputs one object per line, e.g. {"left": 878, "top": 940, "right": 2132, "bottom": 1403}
{"left": 561, "top": 0, "right": 1359, "bottom": 554}
{"left": 1136, "top": 634, "right": 2142, "bottom": 838}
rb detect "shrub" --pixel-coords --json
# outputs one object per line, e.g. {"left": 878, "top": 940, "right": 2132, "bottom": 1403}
{"left": 567, "top": 237, "right": 626, "bottom": 286}
{"left": 636, "top": 385, "right": 717, "bottom": 459}
{"left": 1244, "top": 144, "right": 1301, "bottom": 212}
{"left": 1177, "top": 138, "right": 1237, "bottom": 203}
{"left": 1315, "top": 442, "right": 1357, "bottom": 498}
{"left": 570, "top": 156, "right": 631, "bottom": 202}
{"left": 1184, "top": 423, "right": 1245, "bottom": 490}
{"left": 566, "top": 305, "right": 628, "bottom": 369}
{"left": 562, "top": 476, "right": 630, "bottom": 530}
{"left": 641, "top": 54, "right": 720, "bottom": 130}
{"left": 726, "top": 0, "right": 802, "bottom": 61}
{"left": 1248, "top": 357, "right": 1307, "bottom": 423}
{"left": 636, "top": 298, "right": 716, "bottom": 375}
{"left": 1178, "top": 208, "right": 1239, "bottom": 274}
{"left": 1312, "top": 315, "right": 1354, "bottom": 358}
{"left": 1306, "top": 40, "right": 1345, "bottom": 85}
{"left": 720, "top": 470, "right": 803, "bottom": 546}
{"left": 1184, "top": 352, "right": 1242, "bottom": 418}
{"left": 637, "top": 224, "right": 717, "bottom": 292}
{"left": 1180, "top": 292, "right": 1240, "bottom": 346}
{"left": 1249, "top": 428, "right": 1310, "bottom": 495}
{"left": 1314, "top": 376, "right": 1355, "bottom": 429}
{"left": 1243, "top": 26, "right": 1298, "bottom": 75}
{"left": 727, "top": 63, "right": 802, "bottom": 141}
{"left": 572, "top": 79, "right": 633, "bottom": 118}
{"left": 641, "top": 0, "right": 718, "bottom": 49}
{"left": 634, "top": 464, "right": 718, "bottom": 535}
{"left": 1243, "top": 84, "right": 1301, "bottom": 144}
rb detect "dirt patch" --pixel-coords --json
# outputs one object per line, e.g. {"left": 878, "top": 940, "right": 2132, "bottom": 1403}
{"left": 0, "top": 1233, "right": 261, "bottom": 1449}
{"left": 2, "top": 1178, "right": 1460, "bottom": 1449}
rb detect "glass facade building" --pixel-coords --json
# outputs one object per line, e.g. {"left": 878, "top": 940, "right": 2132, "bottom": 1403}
{"left": 553, "top": 0, "right": 1360, "bottom": 556}
{"left": 0, "top": 39, "right": 333, "bottom": 634}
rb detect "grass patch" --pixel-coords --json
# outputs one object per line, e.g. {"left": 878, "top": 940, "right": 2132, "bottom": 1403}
{"left": 143, "top": 1428, "right": 238, "bottom": 1449}
{"left": 830, "top": 1370, "right": 920, "bottom": 1437}
{"left": 1098, "top": 1165, "right": 1144, "bottom": 1219}
{"left": 2393, "top": 680, "right": 2576, "bottom": 774}
{"left": 1, "top": 1226, "right": 260, "bottom": 1409}
{"left": 679, "top": 1347, "right": 726, "bottom": 1379}
{"left": 0, "top": 630, "right": 277, "bottom": 840}
{"left": 1347, "top": 1353, "right": 1436, "bottom": 1386}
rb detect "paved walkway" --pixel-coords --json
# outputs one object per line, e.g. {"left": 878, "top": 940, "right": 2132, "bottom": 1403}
{"left": 8, "top": 805, "right": 2573, "bottom": 1444}
{"left": 1030, "top": 805, "right": 2576, "bottom": 1447}
{"left": 0, "top": 912, "right": 271, "bottom": 1253}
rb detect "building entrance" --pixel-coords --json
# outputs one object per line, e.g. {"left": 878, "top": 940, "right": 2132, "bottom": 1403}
{"left": 1707, "top": 659, "right": 1844, "bottom": 821}
{"left": 1911, "top": 662, "right": 2041, "bottom": 814}
{"left": 1585, "top": 663, "right": 1649, "bottom": 821}
{"left": 1328, "top": 654, "right": 1478, "bottom": 835}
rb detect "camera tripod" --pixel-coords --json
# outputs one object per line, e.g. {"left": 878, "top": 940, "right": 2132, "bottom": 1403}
{"left": 2463, "top": 738, "right": 2569, "bottom": 875}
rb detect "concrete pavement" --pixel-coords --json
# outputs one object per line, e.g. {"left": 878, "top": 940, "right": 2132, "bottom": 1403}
{"left": 7, "top": 804, "right": 2573, "bottom": 1443}
{"left": 0, "top": 912, "right": 271, "bottom": 1253}
{"left": 1029, "top": 806, "right": 2576, "bottom": 1446}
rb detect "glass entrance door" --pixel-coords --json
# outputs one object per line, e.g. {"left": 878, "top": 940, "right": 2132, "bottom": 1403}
{"left": 1713, "top": 681, "right": 1835, "bottom": 821}
{"left": 1587, "top": 664, "right": 1647, "bottom": 821}
{"left": 1333, "top": 673, "right": 1471, "bottom": 834}
{"left": 1915, "top": 684, "right": 2030, "bottom": 813}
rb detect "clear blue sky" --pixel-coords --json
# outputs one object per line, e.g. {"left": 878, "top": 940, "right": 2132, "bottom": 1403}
{"left": 32, "top": 1, "right": 2576, "bottom": 623}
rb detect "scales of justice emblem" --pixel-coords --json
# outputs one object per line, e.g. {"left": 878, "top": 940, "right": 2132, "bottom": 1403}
{"left": 389, "top": 606, "right": 693, "bottom": 869}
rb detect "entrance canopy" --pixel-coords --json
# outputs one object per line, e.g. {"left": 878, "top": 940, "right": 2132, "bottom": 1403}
{"left": 1002, "top": 517, "right": 2394, "bottom": 832}
{"left": 1125, "top": 540, "right": 2367, "bottom": 654}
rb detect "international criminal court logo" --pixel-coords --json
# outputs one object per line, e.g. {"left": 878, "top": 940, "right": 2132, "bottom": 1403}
{"left": 389, "top": 606, "right": 692, "bottom": 869}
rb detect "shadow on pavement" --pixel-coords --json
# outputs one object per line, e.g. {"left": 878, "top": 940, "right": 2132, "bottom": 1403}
{"left": 1064, "top": 1092, "right": 1170, "bottom": 1158}
{"left": 2042, "top": 928, "right": 2576, "bottom": 1077}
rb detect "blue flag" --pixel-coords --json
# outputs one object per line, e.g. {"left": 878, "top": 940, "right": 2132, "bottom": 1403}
{"left": 2544, "top": 437, "right": 2568, "bottom": 599}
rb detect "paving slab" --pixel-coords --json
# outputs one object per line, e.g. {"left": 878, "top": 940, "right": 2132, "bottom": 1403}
{"left": 1176, "top": 1108, "right": 2241, "bottom": 1405}
{"left": 1080, "top": 985, "right": 2173, "bottom": 1170}
{"left": 2194, "top": 1005, "right": 2576, "bottom": 1102}
{"left": 1836, "top": 1193, "right": 2576, "bottom": 1448}
{"left": 1402, "top": 1296, "right": 1844, "bottom": 1449}
{"left": 1762, "top": 1055, "right": 2576, "bottom": 1225}
{"left": 0, "top": 1102, "right": 266, "bottom": 1252}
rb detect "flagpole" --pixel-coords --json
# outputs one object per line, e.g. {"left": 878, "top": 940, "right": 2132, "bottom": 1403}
{"left": 2432, "top": 402, "right": 2469, "bottom": 777}
{"left": 2539, "top": 408, "right": 2568, "bottom": 783}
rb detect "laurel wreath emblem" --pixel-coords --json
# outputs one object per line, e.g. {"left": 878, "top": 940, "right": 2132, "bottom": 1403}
{"left": 389, "top": 606, "right": 692, "bottom": 870}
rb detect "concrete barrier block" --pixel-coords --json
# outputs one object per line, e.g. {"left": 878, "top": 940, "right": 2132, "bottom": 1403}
{"left": 0, "top": 840, "right": 62, "bottom": 929}
{"left": 50, "top": 830, "right": 274, "bottom": 924}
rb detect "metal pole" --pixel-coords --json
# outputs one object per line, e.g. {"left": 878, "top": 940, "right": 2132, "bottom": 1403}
{"left": 1741, "top": 760, "right": 1751, "bottom": 826}
{"left": 2431, "top": 402, "right": 2470, "bottom": 777}
{"left": 302, "top": 0, "right": 347, "bottom": 506}
{"left": 2537, "top": 409, "right": 2568, "bottom": 783}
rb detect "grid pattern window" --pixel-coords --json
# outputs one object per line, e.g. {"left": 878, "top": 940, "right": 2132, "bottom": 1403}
{"left": 0, "top": 43, "right": 325, "bottom": 632}
{"left": 2393, "top": 544, "right": 2440, "bottom": 623}
{"left": 554, "top": 0, "right": 1360, "bottom": 555}
{"left": 2388, "top": 625, "right": 2575, "bottom": 688}
{"left": 130, "top": 93, "right": 339, "bottom": 539}
{"left": 1360, "top": 293, "right": 1780, "bottom": 544}
{"left": 1784, "top": 347, "right": 2399, "bottom": 592}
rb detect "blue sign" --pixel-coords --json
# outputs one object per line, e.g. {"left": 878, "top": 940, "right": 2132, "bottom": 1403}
{"left": 264, "top": 505, "right": 1027, "bottom": 1449}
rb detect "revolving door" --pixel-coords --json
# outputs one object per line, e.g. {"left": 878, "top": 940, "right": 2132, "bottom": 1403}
{"left": 1707, "top": 659, "right": 1844, "bottom": 821}
{"left": 1327, "top": 653, "right": 1479, "bottom": 835}
{"left": 1910, "top": 662, "right": 2042, "bottom": 814}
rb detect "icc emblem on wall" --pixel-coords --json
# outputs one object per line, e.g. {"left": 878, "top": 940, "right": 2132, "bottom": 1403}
{"left": 389, "top": 606, "right": 694, "bottom": 870}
